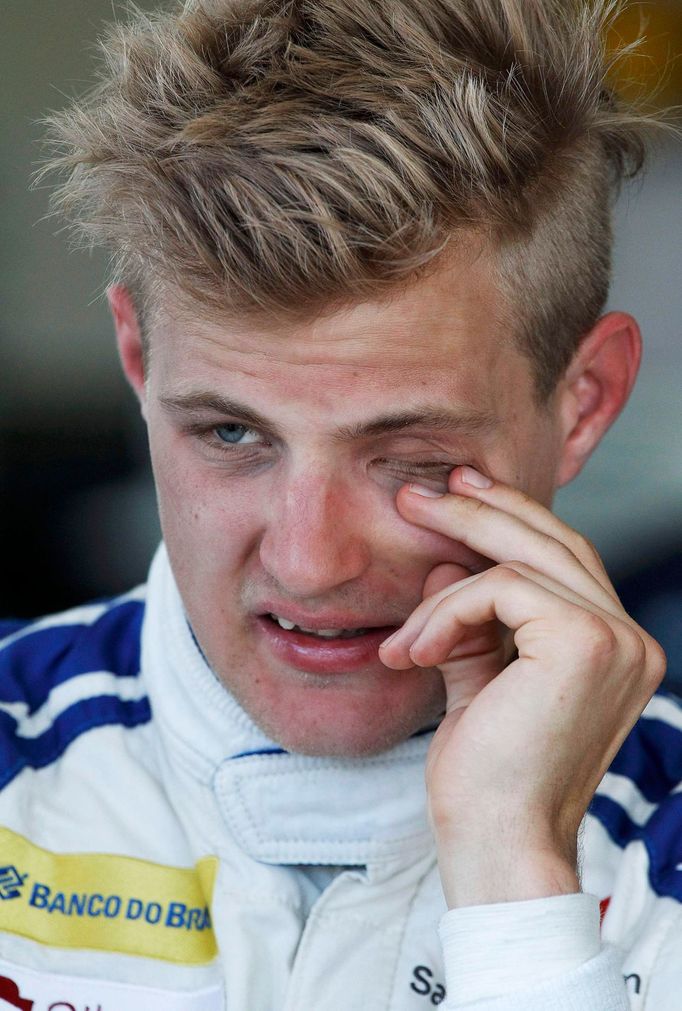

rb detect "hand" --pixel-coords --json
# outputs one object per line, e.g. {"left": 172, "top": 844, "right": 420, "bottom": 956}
{"left": 379, "top": 466, "right": 666, "bottom": 908}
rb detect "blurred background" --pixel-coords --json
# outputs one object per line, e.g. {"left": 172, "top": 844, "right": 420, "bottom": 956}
{"left": 1, "top": 2, "right": 681, "bottom": 682}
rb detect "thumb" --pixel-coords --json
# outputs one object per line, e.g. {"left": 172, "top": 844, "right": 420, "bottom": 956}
{"left": 422, "top": 563, "right": 472, "bottom": 601}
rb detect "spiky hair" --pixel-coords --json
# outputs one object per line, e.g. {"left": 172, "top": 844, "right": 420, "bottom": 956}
{"left": 43, "top": 0, "right": 659, "bottom": 395}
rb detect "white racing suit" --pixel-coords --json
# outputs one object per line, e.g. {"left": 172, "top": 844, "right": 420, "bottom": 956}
{"left": 0, "top": 543, "right": 680, "bottom": 1010}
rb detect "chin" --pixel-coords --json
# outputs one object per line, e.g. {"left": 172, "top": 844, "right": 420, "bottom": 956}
{"left": 232, "top": 679, "right": 446, "bottom": 759}
{"left": 276, "top": 727, "right": 430, "bottom": 759}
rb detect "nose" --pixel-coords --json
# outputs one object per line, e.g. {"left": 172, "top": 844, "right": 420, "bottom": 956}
{"left": 258, "top": 469, "right": 372, "bottom": 598}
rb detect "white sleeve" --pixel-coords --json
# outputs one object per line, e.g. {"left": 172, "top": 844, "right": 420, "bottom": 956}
{"left": 438, "top": 893, "right": 630, "bottom": 1009}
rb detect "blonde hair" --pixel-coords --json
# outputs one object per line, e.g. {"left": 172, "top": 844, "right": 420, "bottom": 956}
{"left": 43, "top": 0, "right": 661, "bottom": 397}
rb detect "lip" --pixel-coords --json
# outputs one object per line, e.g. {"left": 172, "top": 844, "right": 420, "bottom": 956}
{"left": 255, "top": 601, "right": 402, "bottom": 632}
{"left": 254, "top": 614, "right": 400, "bottom": 675}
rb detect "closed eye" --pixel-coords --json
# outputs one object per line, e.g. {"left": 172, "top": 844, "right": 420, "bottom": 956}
{"left": 377, "top": 459, "right": 455, "bottom": 478}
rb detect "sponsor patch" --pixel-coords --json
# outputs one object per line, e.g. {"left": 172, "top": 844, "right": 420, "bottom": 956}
{"left": 0, "top": 960, "right": 223, "bottom": 1010}
{"left": 0, "top": 829, "right": 217, "bottom": 964}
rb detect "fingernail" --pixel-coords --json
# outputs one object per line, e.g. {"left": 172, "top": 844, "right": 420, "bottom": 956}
{"left": 407, "top": 483, "right": 445, "bottom": 498}
{"left": 459, "top": 467, "right": 493, "bottom": 489}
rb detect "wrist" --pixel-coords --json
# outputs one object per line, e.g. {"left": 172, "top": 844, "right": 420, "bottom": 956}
{"left": 435, "top": 831, "right": 580, "bottom": 909}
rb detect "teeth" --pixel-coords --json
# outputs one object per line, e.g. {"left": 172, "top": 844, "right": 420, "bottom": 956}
{"left": 271, "top": 615, "right": 296, "bottom": 630}
{"left": 270, "top": 614, "right": 368, "bottom": 638}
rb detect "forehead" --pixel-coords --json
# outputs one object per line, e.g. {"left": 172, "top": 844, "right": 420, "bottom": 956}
{"left": 148, "top": 245, "right": 532, "bottom": 416}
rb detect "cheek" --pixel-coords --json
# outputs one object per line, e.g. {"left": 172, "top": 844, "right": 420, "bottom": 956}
{"left": 149, "top": 437, "right": 262, "bottom": 572}
{"left": 353, "top": 481, "right": 491, "bottom": 575}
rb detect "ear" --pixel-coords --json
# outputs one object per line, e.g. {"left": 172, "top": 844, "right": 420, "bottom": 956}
{"left": 555, "top": 312, "right": 642, "bottom": 487}
{"left": 107, "top": 284, "right": 147, "bottom": 418}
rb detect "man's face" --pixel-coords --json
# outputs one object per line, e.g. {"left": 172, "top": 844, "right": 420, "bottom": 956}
{"left": 141, "top": 250, "right": 566, "bottom": 756}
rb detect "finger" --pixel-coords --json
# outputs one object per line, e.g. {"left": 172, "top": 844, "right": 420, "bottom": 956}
{"left": 383, "top": 567, "right": 643, "bottom": 698}
{"left": 446, "top": 467, "right": 615, "bottom": 593}
{"left": 380, "top": 560, "right": 640, "bottom": 675}
{"left": 396, "top": 477, "right": 618, "bottom": 609}
{"left": 379, "top": 569, "right": 490, "bottom": 669}
{"left": 381, "top": 555, "right": 629, "bottom": 668}
{"left": 406, "top": 566, "right": 620, "bottom": 670}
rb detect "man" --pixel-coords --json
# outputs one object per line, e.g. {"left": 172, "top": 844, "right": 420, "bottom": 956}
{"left": 0, "top": 0, "right": 676, "bottom": 1008}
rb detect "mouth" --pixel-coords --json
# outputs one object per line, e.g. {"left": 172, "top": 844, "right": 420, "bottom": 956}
{"left": 254, "top": 613, "right": 401, "bottom": 676}
{"left": 265, "top": 613, "right": 388, "bottom": 640}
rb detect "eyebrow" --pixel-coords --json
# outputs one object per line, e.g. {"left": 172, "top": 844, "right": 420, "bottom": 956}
{"left": 159, "top": 391, "right": 498, "bottom": 441}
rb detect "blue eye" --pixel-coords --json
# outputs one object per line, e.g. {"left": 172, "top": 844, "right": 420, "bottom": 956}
{"left": 214, "top": 424, "right": 261, "bottom": 446}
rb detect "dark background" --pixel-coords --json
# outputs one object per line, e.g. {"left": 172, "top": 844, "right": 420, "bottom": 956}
{"left": 2, "top": 1, "right": 681, "bottom": 683}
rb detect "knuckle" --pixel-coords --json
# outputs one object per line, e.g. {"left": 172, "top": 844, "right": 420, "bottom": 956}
{"left": 464, "top": 496, "right": 489, "bottom": 518}
{"left": 501, "top": 559, "right": 534, "bottom": 579}
{"left": 645, "top": 637, "right": 668, "bottom": 686}
{"left": 574, "top": 613, "right": 618, "bottom": 665}
{"left": 491, "top": 563, "right": 525, "bottom": 588}
{"left": 507, "top": 486, "right": 537, "bottom": 516}
{"left": 618, "top": 623, "right": 648, "bottom": 666}
{"left": 570, "top": 531, "right": 602, "bottom": 568}
{"left": 539, "top": 531, "right": 573, "bottom": 566}
{"left": 431, "top": 593, "right": 457, "bottom": 622}
{"left": 615, "top": 624, "right": 666, "bottom": 695}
